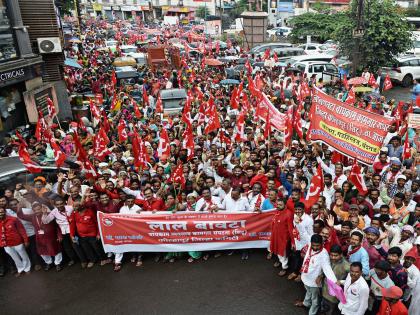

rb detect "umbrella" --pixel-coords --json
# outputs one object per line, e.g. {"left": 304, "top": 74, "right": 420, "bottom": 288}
{"left": 205, "top": 58, "right": 224, "bottom": 66}
{"left": 354, "top": 86, "right": 373, "bottom": 93}
{"left": 68, "top": 37, "right": 81, "bottom": 43}
{"left": 348, "top": 77, "right": 367, "bottom": 85}
{"left": 64, "top": 58, "right": 82, "bottom": 69}
{"left": 220, "top": 79, "right": 240, "bottom": 85}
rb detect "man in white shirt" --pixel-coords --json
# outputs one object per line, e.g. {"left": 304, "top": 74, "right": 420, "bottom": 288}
{"left": 195, "top": 188, "right": 222, "bottom": 212}
{"left": 114, "top": 197, "right": 142, "bottom": 271}
{"left": 295, "top": 234, "right": 337, "bottom": 315}
{"left": 338, "top": 262, "right": 369, "bottom": 315}
{"left": 220, "top": 188, "right": 250, "bottom": 212}
{"left": 41, "top": 199, "right": 83, "bottom": 267}
{"left": 248, "top": 183, "right": 266, "bottom": 211}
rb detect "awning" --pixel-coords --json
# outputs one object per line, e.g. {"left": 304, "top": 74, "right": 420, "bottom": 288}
{"left": 64, "top": 58, "right": 82, "bottom": 69}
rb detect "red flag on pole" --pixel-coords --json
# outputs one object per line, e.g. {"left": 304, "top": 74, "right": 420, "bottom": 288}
{"left": 403, "top": 130, "right": 411, "bottom": 160}
{"left": 93, "top": 127, "right": 111, "bottom": 161}
{"left": 18, "top": 143, "right": 42, "bottom": 173}
{"left": 345, "top": 87, "right": 356, "bottom": 105}
{"left": 118, "top": 120, "right": 128, "bottom": 143}
{"left": 304, "top": 165, "right": 324, "bottom": 210}
{"left": 235, "top": 111, "right": 247, "bottom": 142}
{"left": 169, "top": 163, "right": 186, "bottom": 188}
{"left": 368, "top": 73, "right": 378, "bottom": 88}
{"left": 383, "top": 74, "right": 393, "bottom": 91}
{"left": 49, "top": 139, "right": 67, "bottom": 167}
{"left": 157, "top": 128, "right": 171, "bottom": 157}
{"left": 89, "top": 98, "right": 101, "bottom": 120}
{"left": 204, "top": 97, "right": 220, "bottom": 134}
{"left": 182, "top": 126, "right": 195, "bottom": 161}
{"left": 47, "top": 97, "right": 56, "bottom": 118}
{"left": 155, "top": 94, "right": 163, "bottom": 113}
{"left": 348, "top": 162, "right": 368, "bottom": 195}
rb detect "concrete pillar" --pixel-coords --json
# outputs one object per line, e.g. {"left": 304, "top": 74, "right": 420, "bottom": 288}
{"left": 6, "top": 0, "right": 36, "bottom": 58}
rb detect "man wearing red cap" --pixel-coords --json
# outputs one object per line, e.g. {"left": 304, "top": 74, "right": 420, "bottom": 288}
{"left": 377, "top": 286, "right": 408, "bottom": 315}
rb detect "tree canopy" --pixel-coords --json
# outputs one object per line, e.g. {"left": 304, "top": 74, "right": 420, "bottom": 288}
{"left": 289, "top": 0, "right": 412, "bottom": 73}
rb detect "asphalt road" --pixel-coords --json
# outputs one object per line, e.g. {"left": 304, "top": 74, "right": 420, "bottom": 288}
{"left": 383, "top": 85, "right": 412, "bottom": 102}
{"left": 0, "top": 251, "right": 306, "bottom": 315}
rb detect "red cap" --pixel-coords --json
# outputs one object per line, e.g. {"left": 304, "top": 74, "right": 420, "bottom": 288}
{"left": 381, "top": 286, "right": 403, "bottom": 299}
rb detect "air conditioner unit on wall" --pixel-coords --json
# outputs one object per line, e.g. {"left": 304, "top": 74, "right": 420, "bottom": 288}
{"left": 37, "top": 37, "right": 62, "bottom": 54}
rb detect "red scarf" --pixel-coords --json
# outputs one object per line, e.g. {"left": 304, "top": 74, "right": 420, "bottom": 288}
{"left": 347, "top": 245, "right": 361, "bottom": 259}
{"left": 301, "top": 247, "right": 322, "bottom": 273}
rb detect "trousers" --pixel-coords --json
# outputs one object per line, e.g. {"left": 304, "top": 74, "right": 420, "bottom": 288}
{"left": 41, "top": 253, "right": 63, "bottom": 266}
{"left": 5, "top": 244, "right": 31, "bottom": 273}
{"left": 303, "top": 285, "right": 321, "bottom": 315}
{"left": 79, "top": 237, "right": 105, "bottom": 262}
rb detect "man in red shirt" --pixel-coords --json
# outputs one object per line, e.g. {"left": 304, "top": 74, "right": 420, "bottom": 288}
{"left": 377, "top": 286, "right": 408, "bottom": 315}
{"left": 136, "top": 188, "right": 165, "bottom": 211}
{"left": 0, "top": 207, "right": 31, "bottom": 277}
{"left": 69, "top": 201, "right": 111, "bottom": 268}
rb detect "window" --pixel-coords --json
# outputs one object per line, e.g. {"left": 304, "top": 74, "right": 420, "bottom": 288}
{"left": 313, "top": 65, "right": 325, "bottom": 73}
{"left": 0, "top": 0, "right": 17, "bottom": 62}
{"left": 408, "top": 59, "right": 420, "bottom": 66}
{"left": 307, "top": 46, "right": 317, "bottom": 50}
{"left": 325, "top": 64, "right": 338, "bottom": 73}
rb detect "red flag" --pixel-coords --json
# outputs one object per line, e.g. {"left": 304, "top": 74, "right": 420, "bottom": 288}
{"left": 219, "top": 130, "right": 232, "bottom": 148}
{"left": 143, "top": 85, "right": 149, "bottom": 105}
{"left": 273, "top": 52, "right": 278, "bottom": 62}
{"left": 157, "top": 128, "right": 171, "bottom": 157}
{"left": 255, "top": 74, "right": 264, "bottom": 90}
{"left": 242, "top": 93, "right": 251, "bottom": 113}
{"left": 195, "top": 86, "right": 204, "bottom": 101}
{"left": 182, "top": 90, "right": 193, "bottom": 127}
{"left": 49, "top": 139, "right": 66, "bottom": 167}
{"left": 132, "top": 132, "right": 149, "bottom": 169}
{"left": 93, "top": 127, "right": 111, "bottom": 161}
{"left": 201, "top": 56, "right": 206, "bottom": 69}
{"left": 248, "top": 75, "right": 259, "bottom": 99}
{"left": 284, "top": 115, "right": 293, "bottom": 147}
{"left": 111, "top": 70, "right": 117, "bottom": 86}
{"left": 118, "top": 119, "right": 128, "bottom": 143}
{"left": 348, "top": 162, "right": 368, "bottom": 195}
{"left": 15, "top": 131, "right": 27, "bottom": 148}
{"left": 110, "top": 93, "right": 118, "bottom": 111}
{"left": 204, "top": 97, "right": 220, "bottom": 134}
{"left": 230, "top": 86, "right": 238, "bottom": 109}
{"left": 89, "top": 98, "right": 101, "bottom": 120}
{"left": 403, "top": 130, "right": 411, "bottom": 160}
{"left": 343, "top": 74, "right": 349, "bottom": 90}
{"left": 155, "top": 94, "right": 163, "bottom": 113}
{"left": 133, "top": 100, "right": 142, "bottom": 119}
{"left": 235, "top": 111, "right": 247, "bottom": 142}
{"left": 245, "top": 59, "right": 253, "bottom": 75}
{"left": 18, "top": 143, "right": 41, "bottom": 173}
{"left": 182, "top": 126, "right": 195, "bottom": 160}
{"left": 73, "top": 132, "right": 97, "bottom": 178}
{"left": 169, "top": 163, "right": 186, "bottom": 188}
{"left": 263, "top": 48, "right": 271, "bottom": 60}
{"left": 294, "top": 102, "right": 303, "bottom": 139}
{"left": 35, "top": 113, "right": 48, "bottom": 142}
{"left": 304, "top": 165, "right": 324, "bottom": 210}
{"left": 300, "top": 81, "right": 311, "bottom": 99}
{"left": 101, "top": 110, "right": 110, "bottom": 133}
{"left": 47, "top": 97, "right": 56, "bottom": 118}
{"left": 345, "top": 87, "right": 356, "bottom": 105}
{"left": 383, "top": 73, "right": 393, "bottom": 91}
{"left": 368, "top": 73, "right": 378, "bottom": 88}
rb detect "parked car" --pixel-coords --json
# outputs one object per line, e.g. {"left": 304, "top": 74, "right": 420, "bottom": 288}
{"left": 293, "top": 61, "right": 339, "bottom": 84}
{"left": 288, "top": 54, "right": 335, "bottom": 65}
{"left": 249, "top": 42, "right": 293, "bottom": 55}
{"left": 266, "top": 27, "right": 283, "bottom": 38}
{"left": 275, "top": 27, "right": 292, "bottom": 38}
{"left": 161, "top": 88, "right": 187, "bottom": 116}
{"left": 297, "top": 43, "right": 326, "bottom": 55}
{"left": 0, "top": 157, "right": 70, "bottom": 193}
{"left": 382, "top": 55, "right": 420, "bottom": 87}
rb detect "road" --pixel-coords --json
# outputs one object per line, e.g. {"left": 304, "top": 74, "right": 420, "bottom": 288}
{"left": 383, "top": 85, "right": 411, "bottom": 102}
{"left": 0, "top": 251, "right": 306, "bottom": 315}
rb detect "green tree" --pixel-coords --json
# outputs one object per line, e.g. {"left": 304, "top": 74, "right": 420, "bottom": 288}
{"left": 195, "top": 6, "right": 211, "bottom": 19}
{"left": 311, "top": 1, "right": 331, "bottom": 13}
{"left": 232, "top": 0, "right": 249, "bottom": 18}
{"left": 334, "top": 0, "right": 412, "bottom": 72}
{"left": 288, "top": 12, "right": 348, "bottom": 43}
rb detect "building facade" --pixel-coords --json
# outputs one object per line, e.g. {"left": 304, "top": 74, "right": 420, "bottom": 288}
{"left": 0, "top": 0, "right": 44, "bottom": 133}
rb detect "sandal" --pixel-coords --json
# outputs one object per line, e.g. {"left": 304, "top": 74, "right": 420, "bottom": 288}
{"left": 273, "top": 261, "right": 281, "bottom": 268}
{"left": 266, "top": 252, "right": 273, "bottom": 260}
{"left": 187, "top": 257, "right": 194, "bottom": 263}
{"left": 287, "top": 272, "right": 298, "bottom": 280}
{"left": 113, "top": 264, "right": 122, "bottom": 272}
{"left": 136, "top": 260, "right": 143, "bottom": 267}
{"left": 294, "top": 275, "right": 302, "bottom": 282}
{"left": 278, "top": 270, "right": 287, "bottom": 277}
{"left": 294, "top": 301, "right": 305, "bottom": 308}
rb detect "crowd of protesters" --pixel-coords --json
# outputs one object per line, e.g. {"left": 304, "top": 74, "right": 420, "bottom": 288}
{"left": 0, "top": 16, "right": 419, "bottom": 315}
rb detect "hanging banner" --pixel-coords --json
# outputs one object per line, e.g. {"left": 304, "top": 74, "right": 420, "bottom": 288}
{"left": 309, "top": 88, "right": 393, "bottom": 165}
{"left": 256, "top": 93, "right": 287, "bottom": 130}
{"left": 98, "top": 211, "right": 275, "bottom": 253}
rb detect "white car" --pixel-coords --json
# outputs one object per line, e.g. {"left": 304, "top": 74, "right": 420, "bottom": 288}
{"left": 266, "top": 27, "right": 283, "bottom": 38}
{"left": 105, "top": 40, "right": 118, "bottom": 47}
{"left": 297, "top": 43, "right": 326, "bottom": 55}
{"left": 293, "top": 61, "right": 338, "bottom": 84}
{"left": 382, "top": 55, "right": 420, "bottom": 87}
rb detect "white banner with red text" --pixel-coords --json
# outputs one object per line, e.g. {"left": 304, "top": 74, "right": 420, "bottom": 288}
{"left": 98, "top": 211, "right": 275, "bottom": 253}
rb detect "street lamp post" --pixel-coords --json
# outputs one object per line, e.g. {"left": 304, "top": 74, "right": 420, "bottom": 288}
{"left": 351, "top": 0, "right": 365, "bottom": 76}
